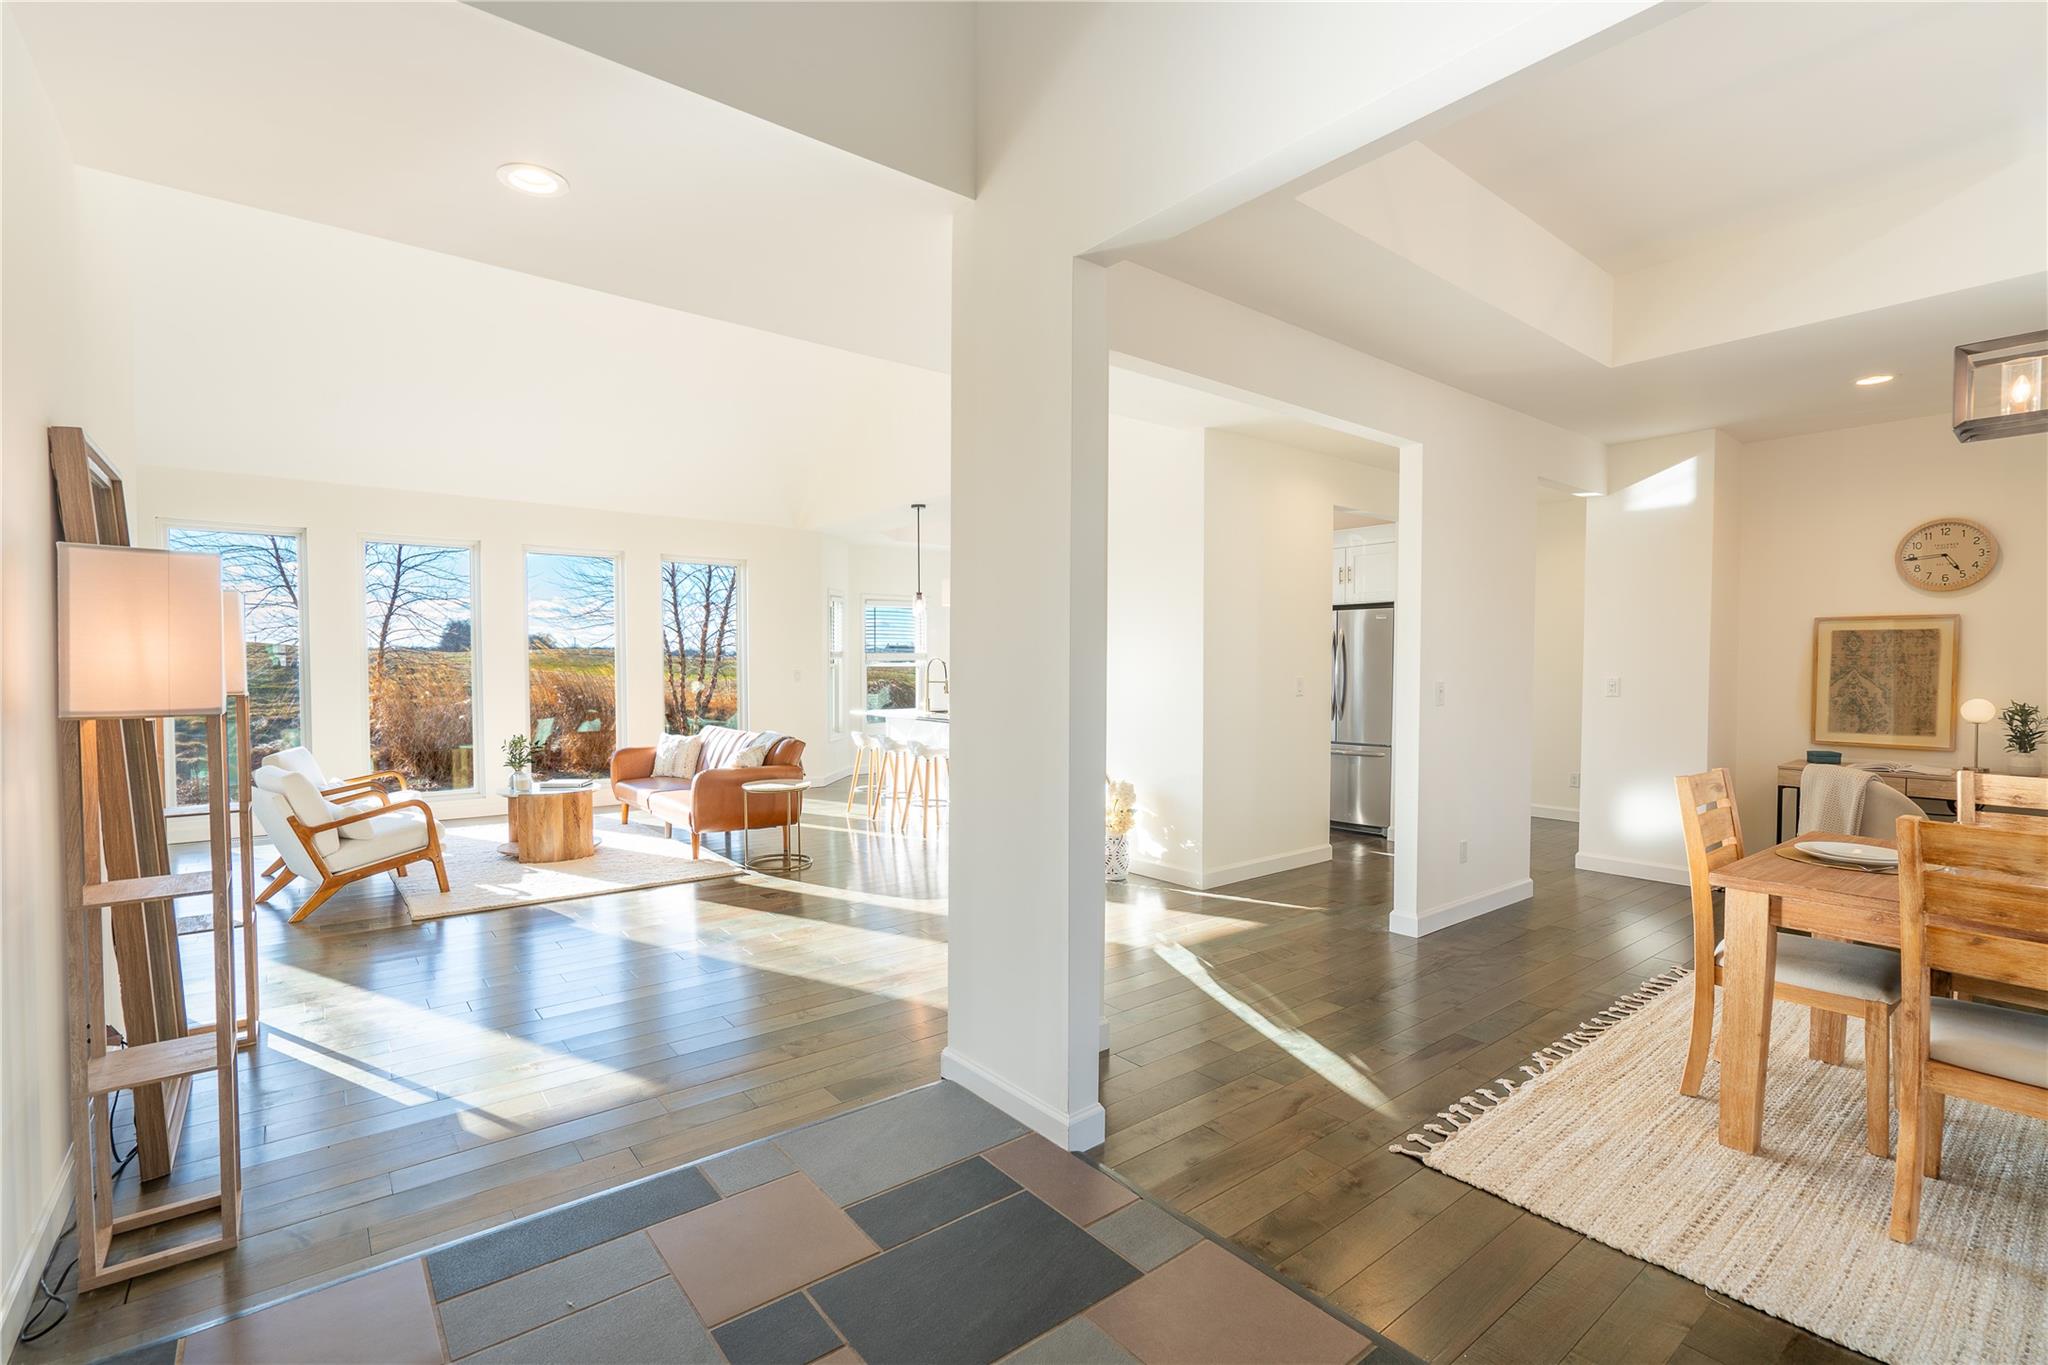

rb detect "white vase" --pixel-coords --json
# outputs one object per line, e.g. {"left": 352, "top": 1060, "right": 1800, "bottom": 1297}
{"left": 2011, "top": 752, "right": 2042, "bottom": 778}
{"left": 1105, "top": 834, "right": 1130, "bottom": 883}
{"left": 512, "top": 769, "right": 535, "bottom": 793}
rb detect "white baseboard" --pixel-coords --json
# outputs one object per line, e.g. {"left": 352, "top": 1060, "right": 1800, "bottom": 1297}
{"left": 4, "top": 1146, "right": 73, "bottom": 1347}
{"left": 1574, "top": 851, "right": 1688, "bottom": 885}
{"left": 1133, "top": 842, "right": 1332, "bottom": 891}
{"left": 1390, "top": 877, "right": 1533, "bottom": 938}
{"left": 940, "top": 1048, "right": 1106, "bottom": 1151}
{"left": 807, "top": 764, "right": 854, "bottom": 787}
{"left": 1531, "top": 804, "right": 1580, "bottom": 823}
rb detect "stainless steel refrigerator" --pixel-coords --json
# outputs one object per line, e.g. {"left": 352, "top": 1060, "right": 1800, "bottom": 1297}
{"left": 1331, "top": 603, "right": 1393, "bottom": 834}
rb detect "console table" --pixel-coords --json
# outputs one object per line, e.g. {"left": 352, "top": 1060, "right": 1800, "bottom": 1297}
{"left": 1773, "top": 760, "right": 1958, "bottom": 842}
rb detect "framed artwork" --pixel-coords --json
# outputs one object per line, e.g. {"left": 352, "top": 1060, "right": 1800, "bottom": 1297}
{"left": 1811, "top": 614, "right": 1959, "bottom": 751}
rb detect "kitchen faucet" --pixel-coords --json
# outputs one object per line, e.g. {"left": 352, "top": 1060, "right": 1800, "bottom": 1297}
{"left": 921, "top": 657, "right": 950, "bottom": 712}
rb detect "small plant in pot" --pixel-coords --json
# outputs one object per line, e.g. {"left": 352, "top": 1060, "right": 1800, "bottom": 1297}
{"left": 2000, "top": 700, "right": 2044, "bottom": 777}
{"left": 1105, "top": 778, "right": 1136, "bottom": 884}
{"left": 503, "top": 734, "right": 537, "bottom": 792}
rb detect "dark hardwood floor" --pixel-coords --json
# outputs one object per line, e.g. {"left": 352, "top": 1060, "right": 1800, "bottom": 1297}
{"left": 32, "top": 795, "right": 1860, "bottom": 1364}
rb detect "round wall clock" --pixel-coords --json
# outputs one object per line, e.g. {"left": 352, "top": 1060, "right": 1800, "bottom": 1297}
{"left": 1896, "top": 518, "right": 1998, "bottom": 592}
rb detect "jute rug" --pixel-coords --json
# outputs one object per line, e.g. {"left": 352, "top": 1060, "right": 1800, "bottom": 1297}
{"left": 1394, "top": 969, "right": 2047, "bottom": 1365}
{"left": 399, "top": 819, "right": 742, "bottom": 922}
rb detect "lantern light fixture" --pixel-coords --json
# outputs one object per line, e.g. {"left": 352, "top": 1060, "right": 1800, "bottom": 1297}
{"left": 1953, "top": 331, "right": 2048, "bottom": 442}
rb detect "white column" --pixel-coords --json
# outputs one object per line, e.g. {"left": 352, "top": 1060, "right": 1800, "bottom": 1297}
{"left": 942, "top": 208, "right": 1108, "bottom": 1149}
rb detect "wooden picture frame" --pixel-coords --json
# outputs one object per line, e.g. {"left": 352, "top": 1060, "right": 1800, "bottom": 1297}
{"left": 1811, "top": 614, "right": 1959, "bottom": 751}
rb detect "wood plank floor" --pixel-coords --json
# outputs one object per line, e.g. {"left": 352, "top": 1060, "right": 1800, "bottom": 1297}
{"left": 34, "top": 798, "right": 1864, "bottom": 1363}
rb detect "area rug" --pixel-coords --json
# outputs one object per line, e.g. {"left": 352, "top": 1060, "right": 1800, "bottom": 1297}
{"left": 399, "top": 819, "right": 742, "bottom": 922}
{"left": 1393, "top": 969, "right": 2047, "bottom": 1365}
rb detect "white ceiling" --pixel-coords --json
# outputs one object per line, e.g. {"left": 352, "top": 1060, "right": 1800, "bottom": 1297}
{"left": 9, "top": 0, "right": 956, "bottom": 372}
{"left": 1424, "top": 2, "right": 2048, "bottom": 273}
{"left": 1127, "top": 1, "right": 2048, "bottom": 444}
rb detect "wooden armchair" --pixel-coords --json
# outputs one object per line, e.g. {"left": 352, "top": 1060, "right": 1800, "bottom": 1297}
{"left": 258, "top": 747, "right": 411, "bottom": 875}
{"left": 1891, "top": 817, "right": 2048, "bottom": 1242}
{"left": 250, "top": 768, "right": 448, "bottom": 922}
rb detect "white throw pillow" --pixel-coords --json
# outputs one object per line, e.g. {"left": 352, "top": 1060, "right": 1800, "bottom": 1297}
{"left": 268, "top": 768, "right": 346, "bottom": 858}
{"left": 730, "top": 744, "right": 769, "bottom": 768}
{"left": 676, "top": 734, "right": 705, "bottom": 778}
{"left": 653, "top": 733, "right": 688, "bottom": 778}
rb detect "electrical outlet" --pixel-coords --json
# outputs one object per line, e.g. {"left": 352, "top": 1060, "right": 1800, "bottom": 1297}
{"left": 1457, "top": 840, "right": 1469, "bottom": 864}
{"left": 1295, "top": 676, "right": 1304, "bottom": 697}
{"left": 1570, "top": 772, "right": 1580, "bottom": 789}
{"left": 793, "top": 669, "right": 803, "bottom": 683}
{"left": 1604, "top": 676, "right": 1622, "bottom": 698}
{"left": 1434, "top": 681, "right": 1446, "bottom": 708}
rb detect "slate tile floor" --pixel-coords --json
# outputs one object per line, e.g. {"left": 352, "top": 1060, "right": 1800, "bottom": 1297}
{"left": 98, "top": 1084, "right": 1406, "bottom": 1365}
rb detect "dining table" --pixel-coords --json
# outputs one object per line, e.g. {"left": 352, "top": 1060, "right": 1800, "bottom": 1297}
{"left": 1707, "top": 833, "right": 1902, "bottom": 1154}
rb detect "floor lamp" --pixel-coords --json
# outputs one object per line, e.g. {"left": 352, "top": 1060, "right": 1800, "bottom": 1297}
{"left": 58, "top": 543, "right": 243, "bottom": 1288}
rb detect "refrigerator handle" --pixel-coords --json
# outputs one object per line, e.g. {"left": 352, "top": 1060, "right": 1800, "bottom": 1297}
{"left": 1337, "top": 630, "right": 1349, "bottom": 721}
{"left": 1331, "top": 627, "right": 1343, "bottom": 721}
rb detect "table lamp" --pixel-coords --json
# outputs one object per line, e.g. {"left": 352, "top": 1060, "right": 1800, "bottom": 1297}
{"left": 57, "top": 544, "right": 224, "bottom": 719}
{"left": 1959, "top": 697, "right": 1997, "bottom": 772}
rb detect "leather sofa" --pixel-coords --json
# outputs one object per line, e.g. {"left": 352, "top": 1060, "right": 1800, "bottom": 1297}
{"left": 610, "top": 730, "right": 807, "bottom": 858}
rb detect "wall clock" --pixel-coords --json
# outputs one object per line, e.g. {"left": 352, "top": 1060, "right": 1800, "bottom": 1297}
{"left": 1896, "top": 518, "right": 1998, "bottom": 592}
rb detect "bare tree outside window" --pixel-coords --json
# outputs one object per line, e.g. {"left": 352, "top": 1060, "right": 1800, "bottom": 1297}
{"left": 527, "top": 552, "right": 618, "bottom": 777}
{"left": 661, "top": 561, "right": 742, "bottom": 734}
{"left": 365, "top": 541, "right": 476, "bottom": 789}
{"left": 165, "top": 526, "right": 305, "bottom": 806}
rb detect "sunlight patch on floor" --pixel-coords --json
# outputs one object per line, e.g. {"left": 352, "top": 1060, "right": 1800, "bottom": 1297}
{"left": 1152, "top": 941, "right": 1388, "bottom": 1108}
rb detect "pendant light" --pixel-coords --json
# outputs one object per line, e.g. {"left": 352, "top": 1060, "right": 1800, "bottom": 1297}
{"left": 911, "top": 502, "right": 929, "bottom": 655}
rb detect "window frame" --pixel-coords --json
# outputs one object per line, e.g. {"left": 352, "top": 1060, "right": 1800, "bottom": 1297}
{"left": 522, "top": 545, "right": 626, "bottom": 773}
{"left": 826, "top": 591, "right": 846, "bottom": 739}
{"left": 657, "top": 554, "right": 747, "bottom": 736}
{"left": 158, "top": 518, "right": 311, "bottom": 815}
{"left": 360, "top": 533, "right": 484, "bottom": 797}
{"left": 860, "top": 593, "right": 922, "bottom": 712}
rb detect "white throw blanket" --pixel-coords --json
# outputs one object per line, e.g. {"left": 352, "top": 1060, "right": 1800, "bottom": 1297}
{"left": 1798, "top": 764, "right": 1871, "bottom": 835}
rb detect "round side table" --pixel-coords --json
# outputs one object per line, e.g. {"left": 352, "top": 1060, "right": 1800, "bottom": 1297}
{"left": 741, "top": 778, "right": 813, "bottom": 872}
{"left": 496, "top": 781, "right": 603, "bottom": 863}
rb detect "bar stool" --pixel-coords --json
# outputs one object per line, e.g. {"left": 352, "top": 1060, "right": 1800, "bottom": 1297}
{"left": 880, "top": 735, "right": 918, "bottom": 826}
{"left": 845, "top": 731, "right": 881, "bottom": 816}
{"left": 899, "top": 738, "right": 949, "bottom": 837}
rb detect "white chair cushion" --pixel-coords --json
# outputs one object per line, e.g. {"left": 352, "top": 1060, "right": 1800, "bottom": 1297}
{"left": 263, "top": 746, "right": 328, "bottom": 785}
{"left": 339, "top": 808, "right": 426, "bottom": 842}
{"left": 1716, "top": 933, "right": 1901, "bottom": 1004}
{"left": 327, "top": 817, "right": 431, "bottom": 872}
{"left": 250, "top": 787, "right": 326, "bottom": 885}
{"left": 1929, "top": 997, "right": 2048, "bottom": 1088}
{"left": 258, "top": 767, "right": 346, "bottom": 859}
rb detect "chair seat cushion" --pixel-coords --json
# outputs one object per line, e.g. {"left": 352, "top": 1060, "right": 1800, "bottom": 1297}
{"left": 1716, "top": 934, "right": 1901, "bottom": 1004}
{"left": 340, "top": 809, "right": 427, "bottom": 842}
{"left": 1929, "top": 997, "right": 2048, "bottom": 1088}
{"left": 328, "top": 818, "right": 431, "bottom": 871}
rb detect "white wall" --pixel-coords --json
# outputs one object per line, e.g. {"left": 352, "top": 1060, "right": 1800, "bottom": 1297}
{"left": 1729, "top": 415, "right": 2047, "bottom": 827}
{"left": 1, "top": 12, "right": 90, "bottom": 1339}
{"left": 1577, "top": 431, "right": 1740, "bottom": 881}
{"left": 1531, "top": 497, "right": 1586, "bottom": 820}
{"left": 1106, "top": 263, "right": 1605, "bottom": 935}
{"left": 1106, "top": 417, "right": 1206, "bottom": 885}
{"left": 1202, "top": 430, "right": 1395, "bottom": 883}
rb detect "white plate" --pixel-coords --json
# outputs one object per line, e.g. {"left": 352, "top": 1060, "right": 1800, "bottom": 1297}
{"left": 1796, "top": 840, "right": 1899, "bottom": 868}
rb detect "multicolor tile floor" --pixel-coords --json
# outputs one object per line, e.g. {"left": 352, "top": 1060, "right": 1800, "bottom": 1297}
{"left": 93, "top": 1083, "right": 1404, "bottom": 1365}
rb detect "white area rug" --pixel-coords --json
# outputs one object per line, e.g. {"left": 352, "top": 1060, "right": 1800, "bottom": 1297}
{"left": 399, "top": 819, "right": 741, "bottom": 922}
{"left": 1399, "top": 971, "right": 2047, "bottom": 1365}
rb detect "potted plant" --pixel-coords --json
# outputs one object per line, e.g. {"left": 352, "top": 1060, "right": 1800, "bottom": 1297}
{"left": 503, "top": 733, "right": 536, "bottom": 792}
{"left": 2000, "top": 699, "right": 2043, "bottom": 777}
{"left": 1105, "top": 778, "right": 1136, "bottom": 883}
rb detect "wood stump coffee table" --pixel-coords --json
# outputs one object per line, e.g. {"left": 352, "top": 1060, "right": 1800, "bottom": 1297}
{"left": 496, "top": 781, "right": 603, "bottom": 863}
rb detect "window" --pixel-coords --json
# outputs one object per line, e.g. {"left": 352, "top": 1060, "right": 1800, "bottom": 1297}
{"left": 863, "top": 597, "right": 918, "bottom": 709}
{"left": 826, "top": 593, "right": 846, "bottom": 737}
{"left": 659, "top": 560, "right": 743, "bottom": 735}
{"left": 364, "top": 540, "right": 477, "bottom": 791}
{"left": 527, "top": 551, "right": 618, "bottom": 777}
{"left": 163, "top": 525, "right": 306, "bottom": 807}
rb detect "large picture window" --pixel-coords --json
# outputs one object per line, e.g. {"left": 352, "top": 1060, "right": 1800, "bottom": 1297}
{"left": 660, "top": 559, "right": 743, "bottom": 734}
{"left": 164, "top": 525, "right": 306, "bottom": 807}
{"left": 365, "top": 540, "right": 477, "bottom": 791}
{"left": 527, "top": 551, "right": 619, "bottom": 777}
{"left": 863, "top": 597, "right": 918, "bottom": 709}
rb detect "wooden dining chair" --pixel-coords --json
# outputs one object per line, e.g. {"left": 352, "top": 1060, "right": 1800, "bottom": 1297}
{"left": 1958, "top": 770, "right": 2048, "bottom": 831}
{"left": 1890, "top": 817, "right": 2048, "bottom": 1243}
{"left": 1676, "top": 769, "right": 1903, "bottom": 1155}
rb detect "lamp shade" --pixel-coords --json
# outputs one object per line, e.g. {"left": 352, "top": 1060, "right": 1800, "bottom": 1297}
{"left": 221, "top": 590, "right": 248, "bottom": 696}
{"left": 1960, "top": 697, "right": 1998, "bottom": 725}
{"left": 57, "top": 544, "right": 224, "bottom": 719}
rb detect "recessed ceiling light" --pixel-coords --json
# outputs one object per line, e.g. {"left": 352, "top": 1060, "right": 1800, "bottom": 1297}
{"left": 496, "top": 163, "right": 568, "bottom": 197}
{"left": 1572, "top": 490, "right": 1600, "bottom": 498}
{"left": 1854, "top": 374, "right": 1894, "bottom": 387}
